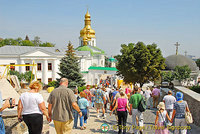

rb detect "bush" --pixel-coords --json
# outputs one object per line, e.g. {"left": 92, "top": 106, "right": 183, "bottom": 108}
{"left": 190, "top": 86, "right": 200, "bottom": 94}
{"left": 48, "top": 81, "right": 59, "bottom": 88}
{"left": 78, "top": 86, "right": 86, "bottom": 93}
{"left": 9, "top": 70, "right": 24, "bottom": 82}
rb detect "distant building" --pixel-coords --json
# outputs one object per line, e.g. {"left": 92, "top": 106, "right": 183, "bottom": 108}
{"left": 0, "top": 10, "right": 117, "bottom": 86}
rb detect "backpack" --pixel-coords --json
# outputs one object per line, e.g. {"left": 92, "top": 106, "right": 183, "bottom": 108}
{"left": 137, "top": 95, "right": 146, "bottom": 112}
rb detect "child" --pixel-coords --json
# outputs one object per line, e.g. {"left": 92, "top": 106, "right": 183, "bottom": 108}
{"left": 78, "top": 91, "right": 89, "bottom": 130}
{"left": 155, "top": 102, "right": 172, "bottom": 134}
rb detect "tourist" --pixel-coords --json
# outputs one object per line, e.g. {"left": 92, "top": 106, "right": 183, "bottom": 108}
{"left": 144, "top": 87, "right": 152, "bottom": 109}
{"left": 155, "top": 102, "right": 172, "bottom": 134}
{"left": 110, "top": 90, "right": 130, "bottom": 134}
{"left": 94, "top": 86, "right": 106, "bottom": 118}
{"left": 171, "top": 92, "right": 191, "bottom": 134}
{"left": 90, "top": 85, "right": 96, "bottom": 108}
{"left": 47, "top": 78, "right": 82, "bottom": 134}
{"left": 17, "top": 81, "right": 49, "bottom": 134}
{"left": 102, "top": 87, "right": 110, "bottom": 113}
{"left": 129, "top": 86, "right": 144, "bottom": 134}
{"left": 72, "top": 88, "right": 80, "bottom": 129}
{"left": 152, "top": 85, "right": 160, "bottom": 108}
{"left": 78, "top": 91, "right": 89, "bottom": 130}
{"left": 0, "top": 93, "right": 15, "bottom": 133}
{"left": 163, "top": 90, "right": 176, "bottom": 126}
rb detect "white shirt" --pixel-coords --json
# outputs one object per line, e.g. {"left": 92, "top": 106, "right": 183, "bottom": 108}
{"left": 106, "top": 88, "right": 111, "bottom": 94}
{"left": 20, "top": 92, "right": 44, "bottom": 115}
{"left": 144, "top": 90, "right": 152, "bottom": 98}
{"left": 163, "top": 95, "right": 176, "bottom": 110}
{"left": 158, "top": 110, "right": 167, "bottom": 123}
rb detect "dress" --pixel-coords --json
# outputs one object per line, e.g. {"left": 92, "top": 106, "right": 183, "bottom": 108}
{"left": 155, "top": 110, "right": 168, "bottom": 134}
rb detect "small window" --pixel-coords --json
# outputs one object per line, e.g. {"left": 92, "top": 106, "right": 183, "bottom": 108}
{"left": 48, "top": 78, "right": 52, "bottom": 83}
{"left": 37, "top": 78, "right": 41, "bottom": 82}
{"left": 48, "top": 63, "right": 52, "bottom": 71}
{"left": 37, "top": 63, "right": 42, "bottom": 71}
{"left": 25, "top": 63, "right": 30, "bottom": 71}
{"left": 10, "top": 63, "right": 15, "bottom": 71}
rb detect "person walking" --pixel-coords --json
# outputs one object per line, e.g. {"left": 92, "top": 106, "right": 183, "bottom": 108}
{"left": 48, "top": 78, "right": 82, "bottom": 134}
{"left": 155, "top": 102, "right": 172, "bottom": 134}
{"left": 163, "top": 90, "right": 176, "bottom": 126}
{"left": 90, "top": 85, "right": 96, "bottom": 108}
{"left": 129, "top": 87, "right": 144, "bottom": 134}
{"left": 17, "top": 81, "right": 49, "bottom": 134}
{"left": 72, "top": 88, "right": 80, "bottom": 129}
{"left": 78, "top": 91, "right": 89, "bottom": 130}
{"left": 144, "top": 87, "right": 152, "bottom": 109}
{"left": 0, "top": 92, "right": 15, "bottom": 134}
{"left": 171, "top": 92, "right": 191, "bottom": 134}
{"left": 94, "top": 86, "right": 106, "bottom": 118}
{"left": 110, "top": 90, "right": 130, "bottom": 134}
{"left": 102, "top": 87, "right": 110, "bottom": 113}
{"left": 152, "top": 86, "right": 160, "bottom": 108}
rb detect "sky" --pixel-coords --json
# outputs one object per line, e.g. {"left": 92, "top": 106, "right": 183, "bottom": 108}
{"left": 0, "top": 0, "right": 200, "bottom": 58}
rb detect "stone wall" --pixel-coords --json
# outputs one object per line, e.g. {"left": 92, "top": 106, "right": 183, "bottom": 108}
{"left": 174, "top": 86, "right": 200, "bottom": 127}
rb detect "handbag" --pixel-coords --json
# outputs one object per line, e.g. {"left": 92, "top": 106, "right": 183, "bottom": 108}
{"left": 184, "top": 101, "right": 193, "bottom": 124}
{"left": 159, "top": 110, "right": 167, "bottom": 128}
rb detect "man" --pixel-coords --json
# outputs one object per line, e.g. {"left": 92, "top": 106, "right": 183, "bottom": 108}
{"left": 0, "top": 91, "right": 15, "bottom": 133}
{"left": 129, "top": 87, "right": 144, "bottom": 134}
{"left": 90, "top": 85, "right": 96, "bottom": 108}
{"left": 48, "top": 78, "right": 82, "bottom": 134}
{"left": 163, "top": 90, "right": 176, "bottom": 126}
{"left": 94, "top": 86, "right": 106, "bottom": 118}
{"left": 151, "top": 85, "right": 160, "bottom": 108}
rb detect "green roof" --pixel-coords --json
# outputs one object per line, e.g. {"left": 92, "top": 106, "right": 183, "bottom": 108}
{"left": 88, "top": 66, "right": 118, "bottom": 71}
{"left": 75, "top": 46, "right": 105, "bottom": 56}
{"left": 81, "top": 71, "right": 89, "bottom": 74}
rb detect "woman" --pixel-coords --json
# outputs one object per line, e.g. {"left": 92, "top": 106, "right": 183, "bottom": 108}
{"left": 155, "top": 102, "right": 172, "bottom": 134}
{"left": 72, "top": 88, "right": 80, "bottom": 129}
{"left": 110, "top": 90, "right": 130, "bottom": 134}
{"left": 17, "top": 81, "right": 49, "bottom": 134}
{"left": 78, "top": 91, "right": 89, "bottom": 130}
{"left": 171, "top": 92, "right": 190, "bottom": 134}
{"left": 144, "top": 87, "right": 152, "bottom": 109}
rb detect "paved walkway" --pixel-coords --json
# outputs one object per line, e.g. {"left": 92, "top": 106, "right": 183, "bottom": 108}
{"left": 49, "top": 107, "right": 200, "bottom": 134}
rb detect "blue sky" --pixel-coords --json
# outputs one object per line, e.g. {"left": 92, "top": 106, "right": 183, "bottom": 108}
{"left": 0, "top": 0, "right": 200, "bottom": 57}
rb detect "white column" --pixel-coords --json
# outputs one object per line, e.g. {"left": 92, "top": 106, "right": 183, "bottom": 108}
{"left": 42, "top": 59, "right": 48, "bottom": 84}
{"left": 52, "top": 60, "right": 57, "bottom": 81}
{"left": 20, "top": 59, "right": 25, "bottom": 74}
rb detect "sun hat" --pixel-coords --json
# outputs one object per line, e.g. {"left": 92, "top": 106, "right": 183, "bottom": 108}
{"left": 176, "top": 92, "right": 183, "bottom": 101}
{"left": 157, "top": 102, "right": 165, "bottom": 110}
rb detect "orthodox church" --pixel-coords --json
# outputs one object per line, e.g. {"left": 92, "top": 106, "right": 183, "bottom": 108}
{"left": 0, "top": 10, "right": 117, "bottom": 86}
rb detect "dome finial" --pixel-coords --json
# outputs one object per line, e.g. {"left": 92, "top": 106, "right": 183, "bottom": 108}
{"left": 174, "top": 42, "right": 180, "bottom": 55}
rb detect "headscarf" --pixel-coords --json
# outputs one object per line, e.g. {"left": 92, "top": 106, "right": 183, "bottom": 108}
{"left": 176, "top": 92, "right": 183, "bottom": 101}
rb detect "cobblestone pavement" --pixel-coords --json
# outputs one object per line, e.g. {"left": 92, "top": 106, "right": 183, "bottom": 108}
{"left": 50, "top": 108, "right": 200, "bottom": 134}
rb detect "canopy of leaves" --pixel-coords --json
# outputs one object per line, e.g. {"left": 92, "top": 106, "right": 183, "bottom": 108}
{"left": 115, "top": 42, "right": 166, "bottom": 86}
{"left": 58, "top": 42, "right": 85, "bottom": 88}
{"left": 174, "top": 65, "right": 191, "bottom": 82}
{"left": 161, "top": 71, "right": 175, "bottom": 82}
{"left": 9, "top": 70, "right": 35, "bottom": 83}
{"left": 0, "top": 36, "right": 55, "bottom": 47}
{"left": 196, "top": 59, "right": 200, "bottom": 70}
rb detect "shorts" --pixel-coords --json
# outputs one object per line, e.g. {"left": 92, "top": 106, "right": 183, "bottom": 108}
{"left": 95, "top": 103, "right": 103, "bottom": 109}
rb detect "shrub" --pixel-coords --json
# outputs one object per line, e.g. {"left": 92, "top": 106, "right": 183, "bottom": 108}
{"left": 190, "top": 86, "right": 200, "bottom": 94}
{"left": 48, "top": 81, "right": 59, "bottom": 88}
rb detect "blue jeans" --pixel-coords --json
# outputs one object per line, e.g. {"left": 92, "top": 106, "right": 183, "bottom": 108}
{"left": 91, "top": 97, "right": 95, "bottom": 107}
{"left": 80, "top": 109, "right": 87, "bottom": 127}
{"left": 72, "top": 109, "right": 78, "bottom": 129}
{"left": 0, "top": 116, "right": 5, "bottom": 134}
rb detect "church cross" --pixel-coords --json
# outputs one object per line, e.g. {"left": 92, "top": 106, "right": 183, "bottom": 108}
{"left": 184, "top": 51, "right": 187, "bottom": 56}
{"left": 174, "top": 42, "right": 180, "bottom": 55}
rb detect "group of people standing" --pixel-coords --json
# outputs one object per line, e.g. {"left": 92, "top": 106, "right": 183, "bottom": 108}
{"left": 0, "top": 78, "right": 191, "bottom": 134}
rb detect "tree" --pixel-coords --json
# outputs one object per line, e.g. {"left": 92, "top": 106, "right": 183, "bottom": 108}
{"left": 23, "top": 71, "right": 35, "bottom": 83}
{"left": 115, "top": 42, "right": 165, "bottom": 87}
{"left": 174, "top": 65, "right": 191, "bottom": 82}
{"left": 161, "top": 71, "right": 175, "bottom": 83}
{"left": 57, "top": 42, "right": 85, "bottom": 87}
{"left": 32, "top": 36, "right": 41, "bottom": 46}
{"left": 196, "top": 59, "right": 200, "bottom": 70}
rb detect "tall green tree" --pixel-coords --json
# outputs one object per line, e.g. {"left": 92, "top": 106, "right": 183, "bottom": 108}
{"left": 115, "top": 42, "right": 165, "bottom": 87}
{"left": 32, "top": 36, "right": 41, "bottom": 46}
{"left": 58, "top": 42, "right": 85, "bottom": 87}
{"left": 161, "top": 71, "right": 175, "bottom": 83}
{"left": 196, "top": 59, "right": 200, "bottom": 70}
{"left": 174, "top": 65, "right": 191, "bottom": 82}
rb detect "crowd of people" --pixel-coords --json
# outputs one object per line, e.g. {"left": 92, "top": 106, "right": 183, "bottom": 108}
{"left": 0, "top": 77, "right": 192, "bottom": 134}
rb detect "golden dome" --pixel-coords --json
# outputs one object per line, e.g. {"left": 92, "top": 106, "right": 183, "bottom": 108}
{"left": 80, "top": 10, "right": 96, "bottom": 45}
